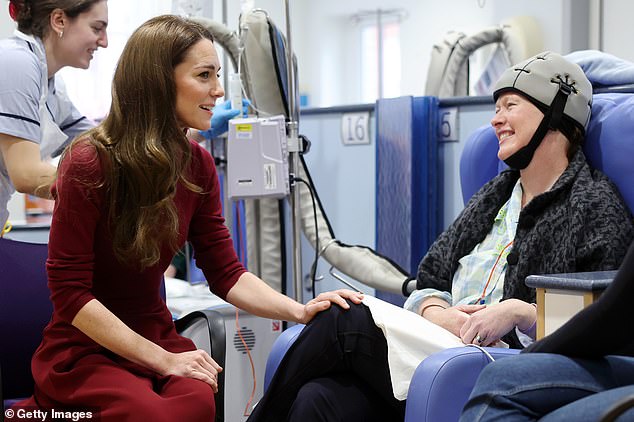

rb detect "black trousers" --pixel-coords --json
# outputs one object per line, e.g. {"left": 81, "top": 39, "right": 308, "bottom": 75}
{"left": 247, "top": 302, "right": 405, "bottom": 422}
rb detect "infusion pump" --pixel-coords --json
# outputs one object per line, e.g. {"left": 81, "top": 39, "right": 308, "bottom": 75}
{"left": 227, "top": 115, "right": 290, "bottom": 200}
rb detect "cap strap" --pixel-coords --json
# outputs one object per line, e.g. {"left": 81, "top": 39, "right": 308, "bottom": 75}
{"left": 503, "top": 87, "right": 570, "bottom": 170}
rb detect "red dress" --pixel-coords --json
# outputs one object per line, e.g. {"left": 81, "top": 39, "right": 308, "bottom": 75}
{"left": 15, "top": 140, "right": 245, "bottom": 421}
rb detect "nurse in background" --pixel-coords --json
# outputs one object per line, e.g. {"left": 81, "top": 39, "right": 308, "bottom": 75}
{"left": 0, "top": 0, "right": 108, "bottom": 234}
{"left": 0, "top": 1, "right": 244, "bottom": 237}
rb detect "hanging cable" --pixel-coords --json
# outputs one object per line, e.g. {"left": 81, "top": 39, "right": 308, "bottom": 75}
{"left": 465, "top": 344, "right": 495, "bottom": 361}
{"left": 292, "top": 176, "right": 319, "bottom": 298}
{"left": 234, "top": 308, "right": 257, "bottom": 416}
{"left": 478, "top": 240, "right": 514, "bottom": 304}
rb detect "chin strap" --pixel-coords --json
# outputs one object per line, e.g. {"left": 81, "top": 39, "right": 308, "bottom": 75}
{"left": 503, "top": 78, "right": 575, "bottom": 169}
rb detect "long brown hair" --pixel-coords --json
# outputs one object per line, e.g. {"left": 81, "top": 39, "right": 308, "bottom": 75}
{"left": 80, "top": 15, "right": 213, "bottom": 268}
{"left": 13, "top": 0, "right": 104, "bottom": 38}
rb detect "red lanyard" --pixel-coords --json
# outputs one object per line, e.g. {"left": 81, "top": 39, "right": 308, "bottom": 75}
{"left": 478, "top": 240, "right": 514, "bottom": 304}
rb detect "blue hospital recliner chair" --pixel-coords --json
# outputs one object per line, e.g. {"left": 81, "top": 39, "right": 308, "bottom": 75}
{"left": 262, "top": 92, "right": 634, "bottom": 421}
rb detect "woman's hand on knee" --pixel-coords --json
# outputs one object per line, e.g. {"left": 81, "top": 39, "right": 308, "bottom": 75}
{"left": 299, "top": 289, "right": 364, "bottom": 324}
{"left": 162, "top": 349, "right": 223, "bottom": 392}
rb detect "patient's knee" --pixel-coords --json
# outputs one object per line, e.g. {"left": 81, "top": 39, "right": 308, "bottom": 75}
{"left": 312, "top": 300, "right": 373, "bottom": 329}
{"left": 287, "top": 379, "right": 343, "bottom": 421}
{"left": 286, "top": 375, "right": 398, "bottom": 422}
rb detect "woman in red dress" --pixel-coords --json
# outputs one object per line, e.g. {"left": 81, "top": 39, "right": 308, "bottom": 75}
{"left": 12, "top": 14, "right": 362, "bottom": 421}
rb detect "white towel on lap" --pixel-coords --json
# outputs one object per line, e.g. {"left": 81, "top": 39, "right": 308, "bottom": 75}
{"left": 362, "top": 296, "right": 465, "bottom": 400}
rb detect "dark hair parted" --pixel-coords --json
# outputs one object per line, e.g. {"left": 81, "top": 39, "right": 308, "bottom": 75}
{"left": 82, "top": 15, "right": 215, "bottom": 268}
{"left": 14, "top": 0, "right": 104, "bottom": 38}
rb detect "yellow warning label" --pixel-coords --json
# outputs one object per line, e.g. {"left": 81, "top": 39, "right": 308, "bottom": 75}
{"left": 236, "top": 124, "right": 253, "bottom": 132}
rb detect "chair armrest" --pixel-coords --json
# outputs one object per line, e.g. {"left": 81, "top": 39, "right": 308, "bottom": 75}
{"left": 525, "top": 271, "right": 616, "bottom": 292}
{"left": 405, "top": 347, "right": 520, "bottom": 422}
{"left": 525, "top": 271, "right": 616, "bottom": 338}
{"left": 175, "top": 309, "right": 228, "bottom": 422}
{"left": 263, "top": 324, "right": 305, "bottom": 390}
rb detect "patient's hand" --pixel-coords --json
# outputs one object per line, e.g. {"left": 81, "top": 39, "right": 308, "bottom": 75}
{"left": 423, "top": 304, "right": 485, "bottom": 338}
{"left": 459, "top": 299, "right": 536, "bottom": 346}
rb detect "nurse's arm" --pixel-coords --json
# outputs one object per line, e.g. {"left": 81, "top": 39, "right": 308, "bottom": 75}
{"left": 0, "top": 133, "right": 56, "bottom": 198}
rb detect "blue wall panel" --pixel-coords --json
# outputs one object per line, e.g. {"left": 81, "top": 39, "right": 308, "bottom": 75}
{"left": 375, "top": 96, "right": 440, "bottom": 304}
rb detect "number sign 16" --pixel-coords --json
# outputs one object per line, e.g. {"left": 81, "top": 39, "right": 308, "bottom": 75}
{"left": 341, "top": 112, "right": 371, "bottom": 145}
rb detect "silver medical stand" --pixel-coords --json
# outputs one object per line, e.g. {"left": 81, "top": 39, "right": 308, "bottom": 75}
{"left": 283, "top": 0, "right": 304, "bottom": 304}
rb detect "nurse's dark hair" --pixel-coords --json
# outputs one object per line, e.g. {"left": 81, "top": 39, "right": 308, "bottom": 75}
{"left": 14, "top": 0, "right": 104, "bottom": 38}
{"left": 81, "top": 15, "right": 214, "bottom": 268}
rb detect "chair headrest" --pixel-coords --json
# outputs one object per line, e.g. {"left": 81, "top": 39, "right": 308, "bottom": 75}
{"left": 459, "top": 125, "right": 500, "bottom": 204}
{"left": 584, "top": 93, "right": 634, "bottom": 211}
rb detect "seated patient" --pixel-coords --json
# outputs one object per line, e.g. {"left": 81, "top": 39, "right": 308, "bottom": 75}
{"left": 246, "top": 52, "right": 634, "bottom": 422}
{"left": 461, "top": 240, "right": 634, "bottom": 421}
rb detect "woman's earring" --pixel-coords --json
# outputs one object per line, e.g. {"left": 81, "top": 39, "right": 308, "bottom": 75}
{"left": 58, "top": 31, "right": 63, "bottom": 38}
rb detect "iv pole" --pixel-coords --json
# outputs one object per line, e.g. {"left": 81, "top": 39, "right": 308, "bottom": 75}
{"left": 283, "top": 0, "right": 304, "bottom": 303}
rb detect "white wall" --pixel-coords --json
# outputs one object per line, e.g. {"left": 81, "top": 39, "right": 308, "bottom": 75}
{"left": 601, "top": 0, "right": 634, "bottom": 62}
{"left": 243, "top": 0, "right": 572, "bottom": 107}
{"left": 2, "top": 0, "right": 634, "bottom": 108}
{"left": 0, "top": 3, "right": 15, "bottom": 38}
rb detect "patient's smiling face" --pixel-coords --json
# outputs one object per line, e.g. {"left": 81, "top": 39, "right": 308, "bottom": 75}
{"left": 491, "top": 92, "right": 544, "bottom": 161}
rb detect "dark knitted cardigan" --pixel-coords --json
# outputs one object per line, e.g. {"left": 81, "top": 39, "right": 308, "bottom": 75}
{"left": 416, "top": 149, "right": 634, "bottom": 348}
